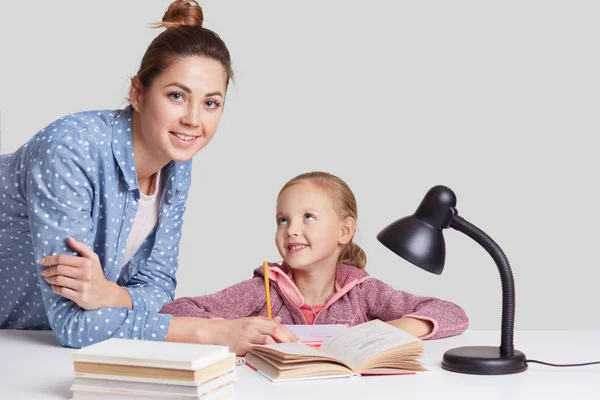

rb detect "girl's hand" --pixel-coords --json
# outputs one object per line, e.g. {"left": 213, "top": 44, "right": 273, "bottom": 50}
{"left": 39, "top": 237, "right": 132, "bottom": 310}
{"left": 387, "top": 317, "right": 434, "bottom": 338}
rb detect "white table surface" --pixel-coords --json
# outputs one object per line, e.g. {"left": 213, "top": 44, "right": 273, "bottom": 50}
{"left": 1, "top": 330, "right": 599, "bottom": 400}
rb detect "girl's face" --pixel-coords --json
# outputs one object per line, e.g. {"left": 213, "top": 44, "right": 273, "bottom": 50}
{"left": 275, "top": 182, "right": 353, "bottom": 271}
{"left": 130, "top": 56, "right": 227, "bottom": 165}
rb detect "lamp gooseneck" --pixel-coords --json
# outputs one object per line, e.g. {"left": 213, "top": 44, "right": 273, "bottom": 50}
{"left": 449, "top": 214, "right": 515, "bottom": 356}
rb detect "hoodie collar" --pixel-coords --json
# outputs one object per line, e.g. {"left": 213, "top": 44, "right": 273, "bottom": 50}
{"left": 253, "top": 262, "right": 369, "bottom": 308}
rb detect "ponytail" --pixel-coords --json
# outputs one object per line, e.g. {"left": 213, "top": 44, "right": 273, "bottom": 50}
{"left": 339, "top": 241, "right": 367, "bottom": 271}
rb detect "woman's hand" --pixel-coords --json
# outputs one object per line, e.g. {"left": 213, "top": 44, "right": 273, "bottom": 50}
{"left": 209, "top": 316, "right": 300, "bottom": 355}
{"left": 168, "top": 316, "right": 300, "bottom": 355}
{"left": 39, "top": 237, "right": 132, "bottom": 310}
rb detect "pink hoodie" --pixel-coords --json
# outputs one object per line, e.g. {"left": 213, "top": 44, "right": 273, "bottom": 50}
{"left": 160, "top": 262, "right": 469, "bottom": 340}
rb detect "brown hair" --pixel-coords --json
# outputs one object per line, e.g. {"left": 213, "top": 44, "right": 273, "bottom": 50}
{"left": 278, "top": 172, "right": 367, "bottom": 271}
{"left": 134, "top": 0, "right": 233, "bottom": 94}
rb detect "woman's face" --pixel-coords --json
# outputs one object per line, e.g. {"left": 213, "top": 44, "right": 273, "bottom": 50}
{"left": 131, "top": 56, "right": 227, "bottom": 165}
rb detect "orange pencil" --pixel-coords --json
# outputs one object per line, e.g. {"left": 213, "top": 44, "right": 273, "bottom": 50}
{"left": 263, "top": 261, "right": 272, "bottom": 319}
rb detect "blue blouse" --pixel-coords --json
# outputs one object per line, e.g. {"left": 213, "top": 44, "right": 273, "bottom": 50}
{"left": 0, "top": 107, "right": 192, "bottom": 347}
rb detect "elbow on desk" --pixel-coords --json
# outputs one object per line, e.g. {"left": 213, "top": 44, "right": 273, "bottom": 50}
{"left": 434, "top": 306, "right": 470, "bottom": 340}
{"left": 47, "top": 309, "right": 104, "bottom": 349}
{"left": 48, "top": 314, "right": 84, "bottom": 348}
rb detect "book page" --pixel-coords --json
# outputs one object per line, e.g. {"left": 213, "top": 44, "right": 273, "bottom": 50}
{"left": 284, "top": 324, "right": 347, "bottom": 347}
{"left": 251, "top": 343, "right": 334, "bottom": 359}
{"left": 318, "top": 320, "right": 421, "bottom": 371}
{"left": 245, "top": 353, "right": 354, "bottom": 382}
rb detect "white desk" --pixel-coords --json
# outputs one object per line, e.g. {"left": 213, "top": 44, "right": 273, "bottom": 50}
{"left": 1, "top": 330, "right": 599, "bottom": 400}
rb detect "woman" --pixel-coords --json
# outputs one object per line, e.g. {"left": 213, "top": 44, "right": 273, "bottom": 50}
{"left": 0, "top": 0, "right": 296, "bottom": 355}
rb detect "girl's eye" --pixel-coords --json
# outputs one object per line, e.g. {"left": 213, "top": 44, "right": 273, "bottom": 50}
{"left": 304, "top": 214, "right": 315, "bottom": 221}
{"left": 169, "top": 92, "right": 184, "bottom": 102}
{"left": 277, "top": 218, "right": 287, "bottom": 225}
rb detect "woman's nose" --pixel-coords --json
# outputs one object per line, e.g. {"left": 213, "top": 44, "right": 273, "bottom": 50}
{"left": 181, "top": 106, "right": 200, "bottom": 128}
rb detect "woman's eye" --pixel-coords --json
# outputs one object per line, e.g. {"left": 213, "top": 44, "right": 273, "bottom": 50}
{"left": 169, "top": 92, "right": 184, "bottom": 102}
{"left": 205, "top": 100, "right": 221, "bottom": 109}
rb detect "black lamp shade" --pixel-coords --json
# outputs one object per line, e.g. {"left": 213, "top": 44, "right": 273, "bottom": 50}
{"left": 377, "top": 216, "right": 445, "bottom": 274}
{"left": 377, "top": 186, "right": 457, "bottom": 275}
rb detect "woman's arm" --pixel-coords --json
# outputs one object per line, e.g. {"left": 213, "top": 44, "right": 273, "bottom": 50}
{"left": 25, "top": 127, "right": 170, "bottom": 347}
{"left": 166, "top": 316, "right": 299, "bottom": 355}
{"left": 159, "top": 277, "right": 268, "bottom": 319}
{"left": 39, "top": 237, "right": 133, "bottom": 309}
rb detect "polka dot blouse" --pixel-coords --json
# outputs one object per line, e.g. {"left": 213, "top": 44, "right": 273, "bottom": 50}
{"left": 0, "top": 107, "right": 192, "bottom": 347}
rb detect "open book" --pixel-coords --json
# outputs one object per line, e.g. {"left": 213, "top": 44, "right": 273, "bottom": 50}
{"left": 245, "top": 319, "right": 426, "bottom": 382}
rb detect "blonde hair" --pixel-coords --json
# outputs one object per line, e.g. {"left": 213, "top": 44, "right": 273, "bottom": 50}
{"left": 278, "top": 172, "right": 367, "bottom": 271}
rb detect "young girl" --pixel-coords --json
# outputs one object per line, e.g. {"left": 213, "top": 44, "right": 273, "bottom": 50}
{"left": 161, "top": 172, "right": 469, "bottom": 342}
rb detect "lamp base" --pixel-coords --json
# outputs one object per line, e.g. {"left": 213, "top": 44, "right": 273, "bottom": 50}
{"left": 442, "top": 346, "right": 527, "bottom": 375}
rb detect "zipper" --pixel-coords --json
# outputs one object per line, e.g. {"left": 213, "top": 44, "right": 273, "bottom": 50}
{"left": 273, "top": 279, "right": 310, "bottom": 324}
{"left": 313, "top": 277, "right": 370, "bottom": 324}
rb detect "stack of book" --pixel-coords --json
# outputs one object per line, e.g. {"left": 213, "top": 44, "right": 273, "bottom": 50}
{"left": 70, "top": 338, "right": 236, "bottom": 399}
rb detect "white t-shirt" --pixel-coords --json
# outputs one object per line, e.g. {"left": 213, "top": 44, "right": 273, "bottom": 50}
{"left": 123, "top": 169, "right": 163, "bottom": 266}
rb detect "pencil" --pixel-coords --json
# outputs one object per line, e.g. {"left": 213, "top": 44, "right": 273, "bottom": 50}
{"left": 263, "top": 261, "right": 272, "bottom": 319}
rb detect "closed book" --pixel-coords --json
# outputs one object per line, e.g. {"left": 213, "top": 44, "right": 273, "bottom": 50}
{"left": 71, "top": 369, "right": 235, "bottom": 397}
{"left": 73, "top": 338, "right": 230, "bottom": 370}
{"left": 72, "top": 338, "right": 234, "bottom": 382}
{"left": 70, "top": 381, "right": 235, "bottom": 400}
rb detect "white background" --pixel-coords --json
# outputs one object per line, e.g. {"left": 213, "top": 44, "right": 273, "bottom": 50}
{"left": 1, "top": 1, "right": 598, "bottom": 330}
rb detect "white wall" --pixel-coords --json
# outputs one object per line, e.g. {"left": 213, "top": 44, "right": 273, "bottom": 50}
{"left": 1, "top": 1, "right": 598, "bottom": 330}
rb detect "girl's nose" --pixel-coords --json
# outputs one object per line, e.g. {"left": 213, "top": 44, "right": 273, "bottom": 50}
{"left": 285, "top": 221, "right": 301, "bottom": 237}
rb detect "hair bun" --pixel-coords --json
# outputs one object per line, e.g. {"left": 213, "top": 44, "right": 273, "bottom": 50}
{"left": 156, "top": 0, "right": 204, "bottom": 29}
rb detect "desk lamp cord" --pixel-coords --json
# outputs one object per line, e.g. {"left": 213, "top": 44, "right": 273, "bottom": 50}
{"left": 526, "top": 359, "right": 600, "bottom": 367}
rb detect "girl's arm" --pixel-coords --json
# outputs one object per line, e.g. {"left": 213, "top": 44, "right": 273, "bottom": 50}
{"left": 358, "top": 277, "right": 469, "bottom": 339}
{"left": 386, "top": 317, "right": 434, "bottom": 338}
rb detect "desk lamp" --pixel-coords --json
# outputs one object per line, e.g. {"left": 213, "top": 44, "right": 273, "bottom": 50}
{"left": 377, "top": 185, "right": 527, "bottom": 375}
